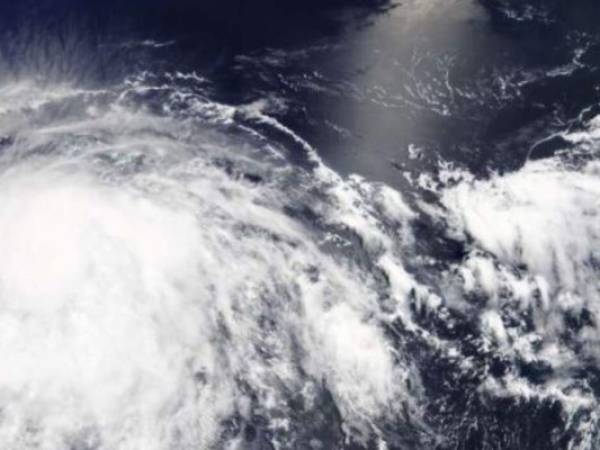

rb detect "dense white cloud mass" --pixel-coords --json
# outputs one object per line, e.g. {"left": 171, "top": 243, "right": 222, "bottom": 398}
{"left": 0, "top": 77, "right": 423, "bottom": 449}
{"left": 443, "top": 157, "right": 600, "bottom": 306}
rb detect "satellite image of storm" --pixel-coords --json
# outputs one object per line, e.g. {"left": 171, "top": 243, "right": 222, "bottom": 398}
{"left": 0, "top": 0, "right": 599, "bottom": 449}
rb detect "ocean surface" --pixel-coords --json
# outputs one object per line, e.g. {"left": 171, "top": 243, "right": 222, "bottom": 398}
{"left": 0, "top": 1, "right": 599, "bottom": 449}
